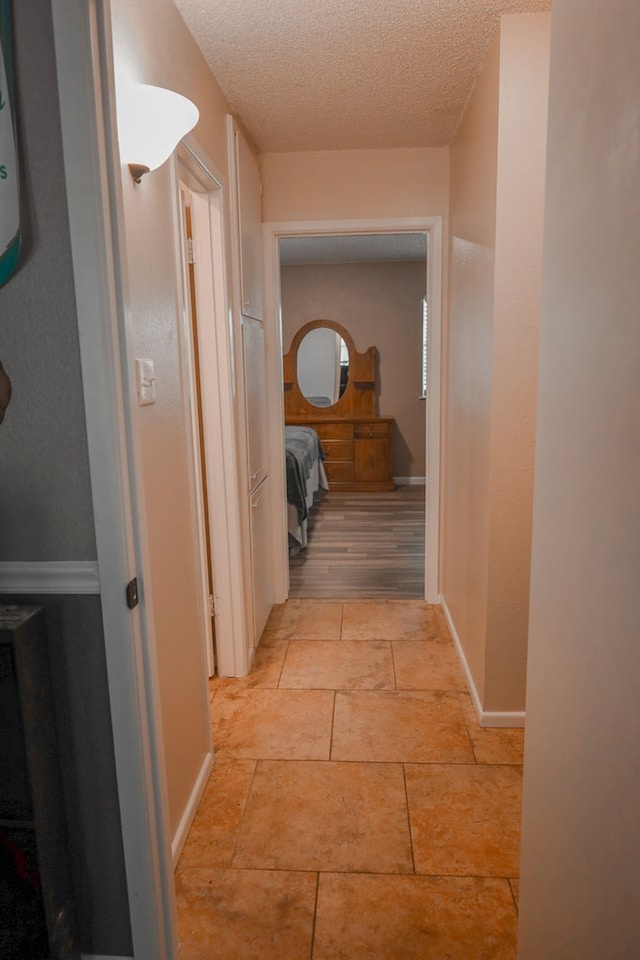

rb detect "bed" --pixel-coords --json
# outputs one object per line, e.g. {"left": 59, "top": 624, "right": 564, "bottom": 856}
{"left": 285, "top": 425, "right": 328, "bottom": 554}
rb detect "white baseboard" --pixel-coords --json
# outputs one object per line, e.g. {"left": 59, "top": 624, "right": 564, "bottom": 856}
{"left": 171, "top": 751, "right": 214, "bottom": 868}
{"left": 0, "top": 561, "right": 100, "bottom": 594}
{"left": 440, "top": 596, "right": 525, "bottom": 729}
{"left": 393, "top": 476, "right": 426, "bottom": 486}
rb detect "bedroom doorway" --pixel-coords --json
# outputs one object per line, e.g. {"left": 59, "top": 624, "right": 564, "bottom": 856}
{"left": 263, "top": 219, "right": 443, "bottom": 605}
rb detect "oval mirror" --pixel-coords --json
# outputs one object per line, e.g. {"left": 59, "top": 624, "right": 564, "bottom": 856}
{"left": 296, "top": 327, "right": 349, "bottom": 408}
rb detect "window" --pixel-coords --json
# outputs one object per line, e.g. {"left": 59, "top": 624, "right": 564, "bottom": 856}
{"left": 421, "top": 296, "right": 428, "bottom": 398}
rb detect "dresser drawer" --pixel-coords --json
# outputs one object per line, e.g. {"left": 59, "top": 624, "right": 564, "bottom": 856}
{"left": 324, "top": 460, "right": 354, "bottom": 483}
{"left": 313, "top": 422, "right": 353, "bottom": 441}
{"left": 321, "top": 439, "right": 354, "bottom": 461}
{"left": 354, "top": 420, "right": 392, "bottom": 439}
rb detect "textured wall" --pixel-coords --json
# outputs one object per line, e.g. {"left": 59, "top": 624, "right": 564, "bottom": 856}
{"left": 281, "top": 261, "right": 427, "bottom": 478}
{"left": 484, "top": 13, "right": 550, "bottom": 710}
{"left": 111, "top": 0, "right": 229, "bottom": 838}
{"left": 519, "top": 0, "right": 640, "bottom": 955}
{"left": 0, "top": 0, "right": 96, "bottom": 562}
{"left": 261, "top": 147, "right": 450, "bottom": 222}
{"left": 443, "top": 30, "right": 501, "bottom": 704}
{"left": 442, "top": 13, "right": 550, "bottom": 713}
{"left": 112, "top": 0, "right": 231, "bottom": 178}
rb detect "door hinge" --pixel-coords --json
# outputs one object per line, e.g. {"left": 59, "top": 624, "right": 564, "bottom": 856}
{"left": 209, "top": 594, "right": 216, "bottom": 616}
{"left": 186, "top": 236, "right": 195, "bottom": 264}
{"left": 126, "top": 577, "right": 139, "bottom": 610}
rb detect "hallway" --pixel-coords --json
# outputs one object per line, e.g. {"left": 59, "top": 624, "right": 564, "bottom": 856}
{"left": 175, "top": 600, "right": 523, "bottom": 958}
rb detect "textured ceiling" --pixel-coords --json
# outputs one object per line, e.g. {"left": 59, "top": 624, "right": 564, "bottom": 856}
{"left": 173, "top": 0, "right": 551, "bottom": 153}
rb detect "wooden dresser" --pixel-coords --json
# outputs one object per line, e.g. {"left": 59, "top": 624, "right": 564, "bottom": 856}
{"left": 283, "top": 320, "right": 395, "bottom": 492}
{"left": 286, "top": 416, "right": 394, "bottom": 491}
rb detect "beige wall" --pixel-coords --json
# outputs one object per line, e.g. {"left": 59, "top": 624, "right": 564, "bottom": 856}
{"left": 443, "top": 29, "right": 500, "bottom": 703}
{"left": 519, "top": 0, "right": 640, "bottom": 954}
{"left": 111, "top": 0, "right": 233, "bottom": 838}
{"left": 442, "top": 13, "right": 550, "bottom": 713}
{"left": 281, "top": 261, "right": 427, "bottom": 478}
{"left": 261, "top": 147, "right": 450, "bottom": 222}
{"left": 485, "top": 13, "right": 550, "bottom": 709}
{"left": 112, "top": 0, "right": 230, "bottom": 177}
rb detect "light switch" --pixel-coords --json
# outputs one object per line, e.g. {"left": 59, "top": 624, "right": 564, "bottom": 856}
{"left": 136, "top": 358, "right": 156, "bottom": 405}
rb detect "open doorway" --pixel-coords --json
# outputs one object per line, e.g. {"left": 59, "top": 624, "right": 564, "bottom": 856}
{"left": 263, "top": 217, "right": 443, "bottom": 606}
{"left": 279, "top": 232, "right": 428, "bottom": 598}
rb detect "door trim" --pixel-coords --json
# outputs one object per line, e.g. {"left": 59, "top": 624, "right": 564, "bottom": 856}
{"left": 176, "top": 181, "right": 217, "bottom": 679}
{"left": 263, "top": 216, "right": 443, "bottom": 603}
{"left": 176, "top": 144, "right": 250, "bottom": 678}
{"left": 51, "top": 1, "right": 175, "bottom": 956}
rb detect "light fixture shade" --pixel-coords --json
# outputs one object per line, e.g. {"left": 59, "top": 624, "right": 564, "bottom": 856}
{"left": 118, "top": 83, "right": 199, "bottom": 175}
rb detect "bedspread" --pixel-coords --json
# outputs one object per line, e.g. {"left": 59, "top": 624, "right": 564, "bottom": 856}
{"left": 285, "top": 425, "right": 324, "bottom": 523}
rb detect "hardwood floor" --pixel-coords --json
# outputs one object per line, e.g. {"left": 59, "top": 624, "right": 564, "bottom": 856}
{"left": 288, "top": 484, "right": 425, "bottom": 598}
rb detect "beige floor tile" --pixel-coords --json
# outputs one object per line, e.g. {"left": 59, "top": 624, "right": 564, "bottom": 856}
{"left": 341, "top": 600, "right": 442, "bottom": 641}
{"left": 459, "top": 694, "right": 525, "bottom": 764}
{"left": 331, "top": 690, "right": 475, "bottom": 762}
{"left": 213, "top": 688, "right": 333, "bottom": 759}
{"left": 261, "top": 599, "right": 343, "bottom": 640}
{"left": 232, "top": 759, "right": 413, "bottom": 873}
{"left": 211, "top": 640, "right": 289, "bottom": 695}
{"left": 176, "top": 868, "right": 316, "bottom": 960}
{"left": 393, "top": 639, "right": 468, "bottom": 691}
{"left": 313, "top": 873, "right": 518, "bottom": 960}
{"left": 279, "top": 639, "right": 394, "bottom": 690}
{"left": 176, "top": 759, "right": 256, "bottom": 871}
{"left": 405, "top": 763, "right": 523, "bottom": 877}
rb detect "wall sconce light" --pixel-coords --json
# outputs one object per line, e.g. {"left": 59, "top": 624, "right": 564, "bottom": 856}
{"left": 117, "top": 83, "right": 199, "bottom": 184}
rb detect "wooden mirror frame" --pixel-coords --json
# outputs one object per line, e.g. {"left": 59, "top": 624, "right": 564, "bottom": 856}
{"left": 283, "top": 319, "right": 377, "bottom": 419}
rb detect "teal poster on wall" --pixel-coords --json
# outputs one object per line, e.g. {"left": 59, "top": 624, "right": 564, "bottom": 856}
{"left": 0, "top": 0, "right": 20, "bottom": 287}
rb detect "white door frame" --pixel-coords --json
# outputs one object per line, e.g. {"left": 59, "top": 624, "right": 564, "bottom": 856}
{"left": 175, "top": 178, "right": 216, "bottom": 679}
{"left": 263, "top": 217, "right": 443, "bottom": 604}
{"left": 176, "top": 144, "right": 250, "bottom": 678}
{"left": 51, "top": 0, "right": 175, "bottom": 956}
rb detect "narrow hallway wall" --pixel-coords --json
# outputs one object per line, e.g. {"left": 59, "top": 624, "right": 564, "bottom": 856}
{"left": 442, "top": 13, "right": 550, "bottom": 716}
{"left": 519, "top": 0, "right": 640, "bottom": 954}
{"left": 111, "top": 0, "right": 236, "bottom": 842}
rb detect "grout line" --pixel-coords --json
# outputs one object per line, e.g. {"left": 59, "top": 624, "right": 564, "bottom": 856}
{"left": 179, "top": 863, "right": 519, "bottom": 879}
{"left": 309, "top": 872, "right": 320, "bottom": 960}
{"left": 508, "top": 877, "right": 519, "bottom": 915}
{"left": 329, "top": 690, "right": 337, "bottom": 760}
{"left": 275, "top": 639, "right": 290, "bottom": 688}
{"left": 216, "top": 756, "right": 494, "bottom": 766}
{"left": 402, "top": 763, "right": 417, "bottom": 875}
{"left": 457, "top": 691, "right": 479, "bottom": 763}
{"left": 228, "top": 758, "right": 259, "bottom": 868}
{"left": 390, "top": 639, "right": 398, "bottom": 690}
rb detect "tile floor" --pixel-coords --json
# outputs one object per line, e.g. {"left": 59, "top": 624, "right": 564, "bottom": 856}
{"left": 175, "top": 600, "right": 524, "bottom": 959}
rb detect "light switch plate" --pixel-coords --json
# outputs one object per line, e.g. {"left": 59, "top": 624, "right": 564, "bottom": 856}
{"left": 136, "top": 358, "right": 156, "bottom": 405}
